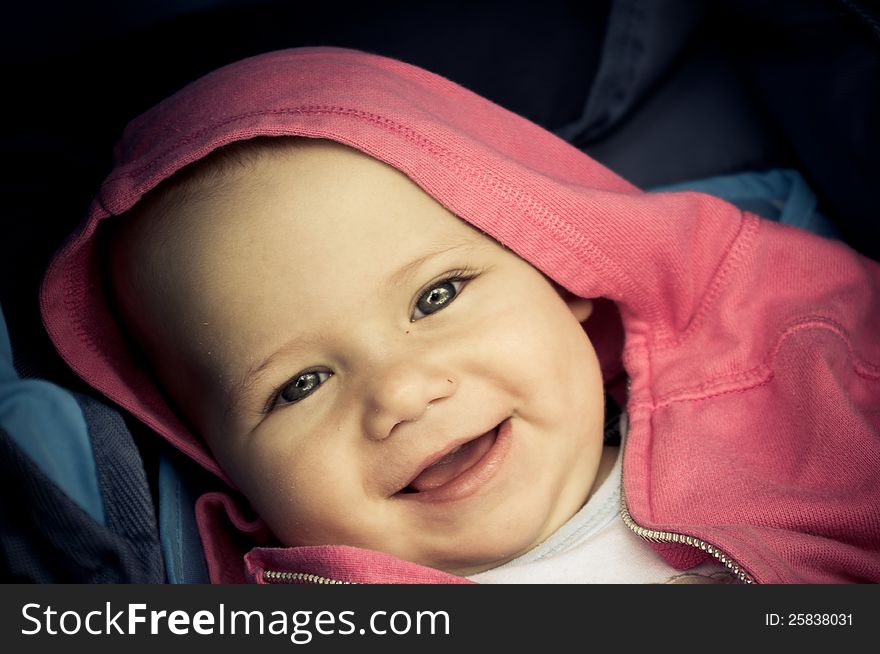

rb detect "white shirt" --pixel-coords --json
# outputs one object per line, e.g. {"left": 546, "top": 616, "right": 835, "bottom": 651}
{"left": 469, "top": 439, "right": 733, "bottom": 584}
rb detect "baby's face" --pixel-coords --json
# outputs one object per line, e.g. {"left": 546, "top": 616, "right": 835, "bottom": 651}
{"left": 116, "top": 139, "right": 605, "bottom": 574}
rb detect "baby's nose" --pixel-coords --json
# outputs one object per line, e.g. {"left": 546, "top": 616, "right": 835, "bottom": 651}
{"left": 361, "top": 364, "right": 457, "bottom": 441}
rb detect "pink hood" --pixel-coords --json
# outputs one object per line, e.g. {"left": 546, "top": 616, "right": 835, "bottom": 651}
{"left": 41, "top": 47, "right": 880, "bottom": 584}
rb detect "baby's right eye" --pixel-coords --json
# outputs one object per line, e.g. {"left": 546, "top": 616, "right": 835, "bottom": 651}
{"left": 271, "top": 369, "right": 332, "bottom": 410}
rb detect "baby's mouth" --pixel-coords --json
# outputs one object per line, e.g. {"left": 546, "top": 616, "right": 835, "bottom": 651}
{"left": 398, "top": 426, "right": 500, "bottom": 495}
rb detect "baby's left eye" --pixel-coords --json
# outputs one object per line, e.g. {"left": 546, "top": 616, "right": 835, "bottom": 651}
{"left": 411, "top": 279, "right": 465, "bottom": 321}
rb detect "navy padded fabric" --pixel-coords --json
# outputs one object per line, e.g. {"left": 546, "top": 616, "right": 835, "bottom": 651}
{"left": 76, "top": 394, "right": 164, "bottom": 581}
{"left": 0, "top": 395, "right": 164, "bottom": 583}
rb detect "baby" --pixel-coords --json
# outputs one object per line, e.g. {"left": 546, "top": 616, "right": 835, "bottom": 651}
{"left": 108, "top": 135, "right": 612, "bottom": 577}
{"left": 41, "top": 47, "right": 880, "bottom": 583}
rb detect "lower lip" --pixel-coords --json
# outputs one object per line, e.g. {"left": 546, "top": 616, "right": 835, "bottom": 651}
{"left": 397, "top": 418, "right": 513, "bottom": 504}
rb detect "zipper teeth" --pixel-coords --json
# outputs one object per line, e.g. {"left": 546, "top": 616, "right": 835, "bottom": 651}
{"left": 263, "top": 570, "right": 353, "bottom": 584}
{"left": 621, "top": 379, "right": 754, "bottom": 584}
{"left": 619, "top": 487, "right": 756, "bottom": 584}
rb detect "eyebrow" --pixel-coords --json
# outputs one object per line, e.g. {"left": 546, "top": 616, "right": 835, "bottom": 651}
{"left": 385, "top": 240, "right": 473, "bottom": 291}
{"left": 229, "top": 239, "right": 474, "bottom": 416}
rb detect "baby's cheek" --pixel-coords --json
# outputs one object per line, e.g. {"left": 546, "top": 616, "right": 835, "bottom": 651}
{"left": 236, "top": 431, "right": 358, "bottom": 543}
{"left": 233, "top": 455, "right": 314, "bottom": 543}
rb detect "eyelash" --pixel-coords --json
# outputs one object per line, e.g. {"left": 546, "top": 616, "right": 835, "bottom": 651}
{"left": 264, "top": 367, "right": 332, "bottom": 414}
{"left": 263, "top": 268, "right": 480, "bottom": 414}
{"left": 409, "top": 268, "right": 479, "bottom": 321}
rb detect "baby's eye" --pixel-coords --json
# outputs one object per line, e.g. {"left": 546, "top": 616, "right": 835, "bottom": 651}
{"left": 412, "top": 278, "right": 465, "bottom": 320}
{"left": 273, "top": 369, "right": 332, "bottom": 409}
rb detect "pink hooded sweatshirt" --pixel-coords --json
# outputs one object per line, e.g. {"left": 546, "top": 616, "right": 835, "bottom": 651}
{"left": 40, "top": 47, "right": 880, "bottom": 584}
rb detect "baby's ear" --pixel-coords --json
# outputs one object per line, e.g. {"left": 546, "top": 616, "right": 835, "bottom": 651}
{"left": 558, "top": 287, "right": 593, "bottom": 323}
{"left": 549, "top": 279, "right": 593, "bottom": 323}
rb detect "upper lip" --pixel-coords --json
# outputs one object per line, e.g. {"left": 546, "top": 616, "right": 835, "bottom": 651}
{"left": 390, "top": 420, "right": 504, "bottom": 496}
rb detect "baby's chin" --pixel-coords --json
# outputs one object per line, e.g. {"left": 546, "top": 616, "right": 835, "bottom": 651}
{"left": 393, "top": 486, "right": 599, "bottom": 576}
{"left": 427, "top": 544, "right": 547, "bottom": 577}
{"left": 440, "top": 555, "right": 519, "bottom": 577}
{"left": 408, "top": 534, "right": 547, "bottom": 577}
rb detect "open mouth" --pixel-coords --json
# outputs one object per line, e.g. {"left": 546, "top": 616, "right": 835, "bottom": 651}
{"left": 394, "top": 418, "right": 511, "bottom": 502}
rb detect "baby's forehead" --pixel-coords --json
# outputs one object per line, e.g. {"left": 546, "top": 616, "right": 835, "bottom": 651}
{"left": 108, "top": 136, "right": 499, "bottom": 322}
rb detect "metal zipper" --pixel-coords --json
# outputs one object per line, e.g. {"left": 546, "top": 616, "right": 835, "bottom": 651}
{"left": 619, "top": 487, "right": 755, "bottom": 584}
{"left": 261, "top": 508, "right": 755, "bottom": 585}
{"left": 263, "top": 570, "right": 353, "bottom": 584}
{"left": 619, "top": 379, "right": 756, "bottom": 584}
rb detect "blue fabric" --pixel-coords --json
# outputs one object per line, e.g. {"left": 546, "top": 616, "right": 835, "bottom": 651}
{"left": 159, "top": 452, "right": 210, "bottom": 583}
{"left": 653, "top": 168, "right": 841, "bottom": 238}
{"left": 0, "top": 303, "right": 105, "bottom": 524}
